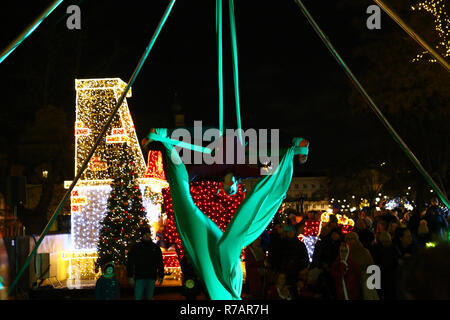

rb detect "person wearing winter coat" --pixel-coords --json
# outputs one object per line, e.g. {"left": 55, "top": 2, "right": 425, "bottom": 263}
{"left": 330, "top": 242, "right": 361, "bottom": 300}
{"left": 95, "top": 262, "right": 121, "bottom": 300}
{"left": 127, "top": 228, "right": 165, "bottom": 300}
{"left": 345, "top": 232, "right": 379, "bottom": 300}
{"left": 244, "top": 236, "right": 266, "bottom": 299}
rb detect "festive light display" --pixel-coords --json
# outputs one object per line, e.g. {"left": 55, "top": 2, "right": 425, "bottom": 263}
{"left": 74, "top": 78, "right": 146, "bottom": 181}
{"left": 298, "top": 220, "right": 322, "bottom": 262}
{"left": 411, "top": 0, "right": 450, "bottom": 62}
{"left": 68, "top": 78, "right": 167, "bottom": 280}
{"left": 320, "top": 211, "right": 354, "bottom": 234}
{"left": 61, "top": 250, "right": 101, "bottom": 280}
{"left": 95, "top": 147, "right": 151, "bottom": 269}
{"left": 162, "top": 251, "right": 182, "bottom": 281}
{"left": 144, "top": 150, "right": 166, "bottom": 181}
{"left": 162, "top": 180, "right": 246, "bottom": 260}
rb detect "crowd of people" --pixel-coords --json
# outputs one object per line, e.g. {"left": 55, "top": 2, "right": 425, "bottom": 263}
{"left": 243, "top": 196, "right": 450, "bottom": 300}
{"left": 94, "top": 197, "right": 449, "bottom": 300}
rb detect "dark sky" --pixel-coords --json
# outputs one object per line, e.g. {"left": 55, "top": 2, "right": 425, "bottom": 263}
{"left": 0, "top": 0, "right": 398, "bottom": 175}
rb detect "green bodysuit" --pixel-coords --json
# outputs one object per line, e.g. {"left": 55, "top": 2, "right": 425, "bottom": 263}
{"left": 153, "top": 128, "right": 308, "bottom": 299}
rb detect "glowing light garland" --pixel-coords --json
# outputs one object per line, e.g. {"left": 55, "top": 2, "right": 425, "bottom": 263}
{"left": 68, "top": 78, "right": 168, "bottom": 280}
{"left": 74, "top": 79, "right": 145, "bottom": 181}
{"left": 411, "top": 0, "right": 450, "bottom": 62}
{"left": 162, "top": 181, "right": 246, "bottom": 260}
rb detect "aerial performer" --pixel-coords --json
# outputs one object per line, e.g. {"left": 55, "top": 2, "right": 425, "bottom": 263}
{"left": 148, "top": 128, "right": 309, "bottom": 300}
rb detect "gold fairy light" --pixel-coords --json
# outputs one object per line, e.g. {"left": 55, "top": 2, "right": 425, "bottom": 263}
{"left": 69, "top": 78, "right": 167, "bottom": 279}
{"left": 411, "top": 0, "right": 450, "bottom": 62}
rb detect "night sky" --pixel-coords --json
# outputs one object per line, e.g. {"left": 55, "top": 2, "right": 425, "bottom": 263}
{"left": 0, "top": 0, "right": 404, "bottom": 175}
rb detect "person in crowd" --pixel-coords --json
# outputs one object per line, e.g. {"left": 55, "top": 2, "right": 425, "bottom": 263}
{"left": 424, "top": 197, "right": 448, "bottom": 241}
{"left": 312, "top": 227, "right": 342, "bottom": 270}
{"left": 345, "top": 232, "right": 379, "bottom": 300}
{"left": 311, "top": 227, "right": 343, "bottom": 300}
{"left": 280, "top": 226, "right": 309, "bottom": 286}
{"left": 267, "top": 223, "right": 285, "bottom": 272}
{"left": 244, "top": 236, "right": 266, "bottom": 299}
{"left": 317, "top": 213, "right": 338, "bottom": 243}
{"left": 371, "top": 231, "right": 398, "bottom": 299}
{"left": 180, "top": 253, "right": 202, "bottom": 300}
{"left": 385, "top": 214, "right": 401, "bottom": 237}
{"left": 399, "top": 243, "right": 450, "bottom": 299}
{"left": 293, "top": 278, "right": 316, "bottom": 300}
{"left": 407, "top": 207, "right": 427, "bottom": 241}
{"left": 127, "top": 227, "right": 165, "bottom": 300}
{"left": 393, "top": 228, "right": 417, "bottom": 265}
{"left": 354, "top": 218, "right": 375, "bottom": 251}
{"left": 330, "top": 242, "right": 361, "bottom": 300}
{"left": 416, "top": 219, "right": 432, "bottom": 249}
{"left": 266, "top": 272, "right": 292, "bottom": 300}
{"left": 95, "top": 262, "right": 121, "bottom": 300}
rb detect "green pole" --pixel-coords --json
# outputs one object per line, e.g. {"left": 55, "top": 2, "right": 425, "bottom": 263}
{"left": 7, "top": 0, "right": 177, "bottom": 297}
{"left": 228, "top": 0, "right": 243, "bottom": 144}
{"left": 216, "top": 0, "right": 224, "bottom": 136}
{"left": 0, "top": 0, "right": 64, "bottom": 64}
{"left": 294, "top": 0, "right": 450, "bottom": 209}
{"left": 373, "top": 0, "right": 450, "bottom": 73}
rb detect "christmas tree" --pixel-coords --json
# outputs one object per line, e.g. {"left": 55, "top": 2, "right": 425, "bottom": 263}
{"left": 95, "top": 145, "right": 150, "bottom": 270}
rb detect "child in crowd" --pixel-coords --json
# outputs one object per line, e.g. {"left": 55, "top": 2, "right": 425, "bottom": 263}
{"left": 95, "top": 262, "right": 121, "bottom": 300}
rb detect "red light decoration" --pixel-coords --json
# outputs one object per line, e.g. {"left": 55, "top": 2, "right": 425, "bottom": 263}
{"left": 144, "top": 150, "right": 166, "bottom": 181}
{"left": 340, "top": 224, "right": 354, "bottom": 234}
{"left": 162, "top": 180, "right": 246, "bottom": 259}
{"left": 163, "top": 251, "right": 181, "bottom": 268}
{"left": 303, "top": 220, "right": 321, "bottom": 236}
{"left": 88, "top": 156, "right": 108, "bottom": 171}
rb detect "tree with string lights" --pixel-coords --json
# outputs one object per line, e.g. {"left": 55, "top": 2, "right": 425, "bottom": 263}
{"left": 411, "top": 0, "right": 450, "bottom": 62}
{"left": 95, "top": 146, "right": 150, "bottom": 271}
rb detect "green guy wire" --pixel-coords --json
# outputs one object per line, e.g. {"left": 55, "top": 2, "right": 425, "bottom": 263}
{"left": 294, "top": 0, "right": 450, "bottom": 208}
{"left": 7, "top": 0, "right": 177, "bottom": 297}
{"left": 0, "top": 0, "right": 64, "bottom": 64}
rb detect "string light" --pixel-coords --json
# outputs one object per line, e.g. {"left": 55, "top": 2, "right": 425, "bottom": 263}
{"left": 68, "top": 78, "right": 168, "bottom": 279}
{"left": 411, "top": 0, "right": 450, "bottom": 62}
{"left": 162, "top": 180, "right": 246, "bottom": 259}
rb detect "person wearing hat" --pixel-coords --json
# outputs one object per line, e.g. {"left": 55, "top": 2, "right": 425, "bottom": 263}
{"left": 127, "top": 228, "right": 165, "bottom": 300}
{"left": 95, "top": 262, "right": 120, "bottom": 300}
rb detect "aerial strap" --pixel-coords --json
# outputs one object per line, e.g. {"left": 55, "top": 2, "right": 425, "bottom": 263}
{"left": 216, "top": 0, "right": 243, "bottom": 143}
{"left": 294, "top": 0, "right": 450, "bottom": 209}
{"left": 228, "top": 0, "right": 243, "bottom": 144}
{"left": 216, "top": 0, "right": 224, "bottom": 135}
